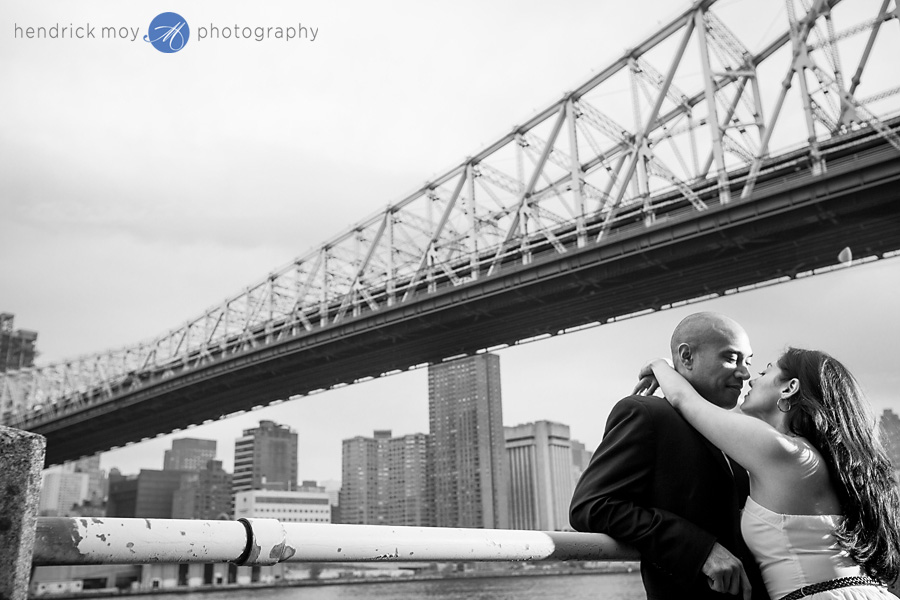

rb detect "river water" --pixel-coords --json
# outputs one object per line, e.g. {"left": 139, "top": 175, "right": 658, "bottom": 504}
{"left": 139, "top": 572, "right": 645, "bottom": 600}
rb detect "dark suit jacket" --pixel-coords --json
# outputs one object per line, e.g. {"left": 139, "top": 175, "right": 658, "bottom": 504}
{"left": 570, "top": 395, "right": 769, "bottom": 600}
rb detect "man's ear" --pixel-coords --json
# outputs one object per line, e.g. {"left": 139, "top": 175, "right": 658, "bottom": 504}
{"left": 676, "top": 343, "right": 693, "bottom": 370}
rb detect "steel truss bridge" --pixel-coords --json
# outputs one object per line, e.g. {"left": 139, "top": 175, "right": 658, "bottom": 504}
{"left": 3, "top": 0, "right": 900, "bottom": 465}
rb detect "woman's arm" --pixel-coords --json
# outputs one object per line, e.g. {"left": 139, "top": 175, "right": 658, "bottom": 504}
{"left": 644, "top": 359, "right": 791, "bottom": 477}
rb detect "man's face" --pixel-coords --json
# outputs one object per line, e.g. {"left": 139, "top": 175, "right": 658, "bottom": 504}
{"left": 685, "top": 327, "right": 753, "bottom": 408}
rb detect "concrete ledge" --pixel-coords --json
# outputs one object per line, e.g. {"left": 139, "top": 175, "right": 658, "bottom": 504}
{"left": 0, "top": 426, "right": 47, "bottom": 600}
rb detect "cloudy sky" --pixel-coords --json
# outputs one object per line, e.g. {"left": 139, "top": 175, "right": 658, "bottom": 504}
{"left": 2, "top": 0, "right": 898, "bottom": 482}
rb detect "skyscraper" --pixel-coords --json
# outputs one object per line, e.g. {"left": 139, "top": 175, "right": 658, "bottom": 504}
{"left": 505, "top": 420, "right": 575, "bottom": 531}
{"left": 0, "top": 313, "right": 37, "bottom": 372}
{"left": 172, "top": 460, "right": 233, "bottom": 520}
{"left": 39, "top": 470, "right": 89, "bottom": 517}
{"left": 164, "top": 438, "right": 217, "bottom": 472}
{"left": 339, "top": 431, "right": 388, "bottom": 525}
{"left": 428, "top": 353, "right": 508, "bottom": 529}
{"left": 232, "top": 420, "right": 298, "bottom": 495}
{"left": 339, "top": 430, "right": 431, "bottom": 526}
{"left": 570, "top": 438, "right": 594, "bottom": 486}
{"left": 61, "top": 454, "right": 108, "bottom": 514}
{"left": 107, "top": 470, "right": 193, "bottom": 518}
{"left": 319, "top": 479, "right": 342, "bottom": 523}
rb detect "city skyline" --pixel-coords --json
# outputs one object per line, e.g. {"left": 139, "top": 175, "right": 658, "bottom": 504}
{"left": 67, "top": 410, "right": 593, "bottom": 482}
{"left": 40, "top": 405, "right": 900, "bottom": 522}
{"left": 3, "top": 0, "right": 899, "bottom": 482}
{"left": 53, "top": 373, "right": 900, "bottom": 486}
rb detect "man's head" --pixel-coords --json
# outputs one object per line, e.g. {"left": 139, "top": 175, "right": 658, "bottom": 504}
{"left": 670, "top": 312, "right": 752, "bottom": 408}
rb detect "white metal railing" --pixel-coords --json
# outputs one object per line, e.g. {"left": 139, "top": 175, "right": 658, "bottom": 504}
{"left": 32, "top": 517, "right": 639, "bottom": 566}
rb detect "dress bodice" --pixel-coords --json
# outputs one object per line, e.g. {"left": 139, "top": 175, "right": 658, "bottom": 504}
{"left": 741, "top": 497, "right": 864, "bottom": 599}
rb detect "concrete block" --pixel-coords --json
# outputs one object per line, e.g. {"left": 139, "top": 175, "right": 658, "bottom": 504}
{"left": 0, "top": 426, "right": 47, "bottom": 600}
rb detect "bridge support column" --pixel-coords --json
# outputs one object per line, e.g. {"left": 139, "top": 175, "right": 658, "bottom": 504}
{"left": 0, "top": 426, "right": 46, "bottom": 600}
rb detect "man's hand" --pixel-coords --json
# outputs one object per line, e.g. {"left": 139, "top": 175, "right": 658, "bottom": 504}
{"left": 702, "top": 542, "right": 751, "bottom": 600}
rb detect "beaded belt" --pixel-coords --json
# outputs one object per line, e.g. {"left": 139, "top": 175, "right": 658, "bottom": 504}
{"left": 779, "top": 575, "right": 881, "bottom": 600}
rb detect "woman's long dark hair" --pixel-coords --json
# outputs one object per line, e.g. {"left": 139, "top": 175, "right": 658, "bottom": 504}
{"left": 778, "top": 347, "right": 900, "bottom": 583}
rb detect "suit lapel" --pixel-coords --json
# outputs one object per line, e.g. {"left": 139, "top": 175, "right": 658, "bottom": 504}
{"left": 698, "top": 429, "right": 733, "bottom": 478}
{"left": 699, "top": 436, "right": 751, "bottom": 548}
{"left": 698, "top": 434, "right": 751, "bottom": 503}
{"left": 728, "top": 455, "right": 750, "bottom": 500}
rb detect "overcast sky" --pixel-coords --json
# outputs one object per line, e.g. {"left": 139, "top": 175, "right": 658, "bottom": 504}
{"left": 2, "top": 0, "right": 898, "bottom": 482}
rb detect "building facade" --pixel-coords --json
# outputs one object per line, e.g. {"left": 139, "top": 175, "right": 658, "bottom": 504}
{"left": 0, "top": 312, "right": 37, "bottom": 372}
{"left": 569, "top": 439, "right": 593, "bottom": 486}
{"left": 233, "top": 486, "right": 331, "bottom": 523}
{"left": 63, "top": 455, "right": 107, "bottom": 507}
{"left": 319, "top": 479, "right": 342, "bottom": 523}
{"left": 505, "top": 420, "right": 575, "bottom": 531}
{"left": 164, "top": 438, "right": 217, "bottom": 472}
{"left": 339, "top": 430, "right": 431, "bottom": 526}
{"left": 107, "top": 470, "right": 192, "bottom": 518}
{"left": 232, "top": 420, "right": 298, "bottom": 494}
{"left": 172, "top": 460, "right": 233, "bottom": 520}
{"left": 39, "top": 471, "right": 89, "bottom": 517}
{"left": 428, "top": 353, "right": 508, "bottom": 529}
{"left": 339, "top": 432, "right": 386, "bottom": 525}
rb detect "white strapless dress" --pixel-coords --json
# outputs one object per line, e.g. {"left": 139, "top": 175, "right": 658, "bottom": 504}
{"left": 741, "top": 497, "right": 892, "bottom": 599}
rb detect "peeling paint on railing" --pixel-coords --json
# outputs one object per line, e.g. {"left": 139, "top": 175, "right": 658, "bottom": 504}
{"left": 32, "top": 517, "right": 638, "bottom": 566}
{"left": 33, "top": 518, "right": 249, "bottom": 565}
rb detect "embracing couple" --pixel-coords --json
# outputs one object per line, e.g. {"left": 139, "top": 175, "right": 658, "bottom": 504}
{"left": 570, "top": 312, "right": 900, "bottom": 600}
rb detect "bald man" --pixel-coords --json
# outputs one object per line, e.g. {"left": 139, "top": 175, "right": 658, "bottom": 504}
{"left": 570, "top": 312, "right": 769, "bottom": 600}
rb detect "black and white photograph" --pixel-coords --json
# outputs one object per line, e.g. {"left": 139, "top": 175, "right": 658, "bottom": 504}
{"left": 3, "top": 0, "right": 900, "bottom": 598}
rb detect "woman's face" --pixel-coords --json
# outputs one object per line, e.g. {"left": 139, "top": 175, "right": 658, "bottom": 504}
{"left": 740, "top": 361, "right": 790, "bottom": 419}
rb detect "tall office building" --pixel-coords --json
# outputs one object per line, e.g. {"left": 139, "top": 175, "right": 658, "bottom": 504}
{"left": 387, "top": 432, "right": 431, "bottom": 526}
{"left": 39, "top": 470, "right": 89, "bottom": 517}
{"left": 232, "top": 420, "right": 298, "bottom": 495}
{"left": 570, "top": 439, "right": 594, "bottom": 485}
{"left": 107, "top": 470, "right": 193, "bottom": 518}
{"left": 164, "top": 438, "right": 217, "bottom": 472}
{"left": 320, "top": 479, "right": 342, "bottom": 523}
{"left": 172, "top": 460, "right": 233, "bottom": 520}
{"left": 0, "top": 313, "right": 37, "bottom": 372}
{"left": 339, "top": 430, "right": 431, "bottom": 526}
{"left": 428, "top": 353, "right": 508, "bottom": 529}
{"left": 505, "top": 420, "right": 575, "bottom": 531}
{"left": 62, "top": 454, "right": 108, "bottom": 508}
{"left": 339, "top": 431, "right": 388, "bottom": 525}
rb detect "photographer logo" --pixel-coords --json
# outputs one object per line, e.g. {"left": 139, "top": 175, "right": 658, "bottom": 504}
{"left": 144, "top": 12, "right": 189, "bottom": 53}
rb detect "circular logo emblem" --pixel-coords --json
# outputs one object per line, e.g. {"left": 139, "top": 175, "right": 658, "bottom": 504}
{"left": 144, "top": 12, "right": 190, "bottom": 53}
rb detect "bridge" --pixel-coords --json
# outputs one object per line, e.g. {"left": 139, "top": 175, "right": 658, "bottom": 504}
{"left": 2, "top": 0, "right": 899, "bottom": 466}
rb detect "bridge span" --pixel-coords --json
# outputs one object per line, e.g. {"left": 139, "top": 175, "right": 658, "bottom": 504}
{"left": 2, "top": 0, "right": 899, "bottom": 465}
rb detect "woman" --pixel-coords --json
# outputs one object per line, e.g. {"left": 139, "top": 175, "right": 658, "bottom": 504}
{"left": 637, "top": 348, "right": 900, "bottom": 599}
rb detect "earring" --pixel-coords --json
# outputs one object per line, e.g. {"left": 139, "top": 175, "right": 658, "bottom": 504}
{"left": 777, "top": 397, "right": 792, "bottom": 413}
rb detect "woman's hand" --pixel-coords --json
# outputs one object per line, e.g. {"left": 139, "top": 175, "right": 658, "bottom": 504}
{"left": 632, "top": 375, "right": 659, "bottom": 396}
{"left": 632, "top": 358, "right": 671, "bottom": 396}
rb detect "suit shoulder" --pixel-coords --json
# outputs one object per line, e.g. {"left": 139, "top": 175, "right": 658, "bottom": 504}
{"left": 610, "top": 395, "right": 681, "bottom": 422}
